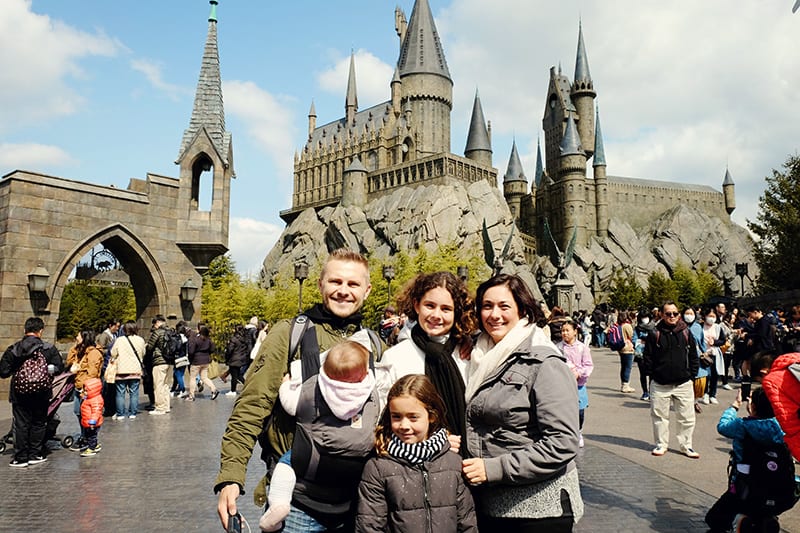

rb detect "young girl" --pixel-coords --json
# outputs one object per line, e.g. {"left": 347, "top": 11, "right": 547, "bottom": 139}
{"left": 557, "top": 320, "right": 594, "bottom": 448}
{"left": 356, "top": 374, "right": 477, "bottom": 532}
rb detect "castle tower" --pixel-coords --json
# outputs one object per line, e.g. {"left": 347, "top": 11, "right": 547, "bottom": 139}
{"left": 397, "top": 0, "right": 453, "bottom": 155}
{"left": 542, "top": 65, "right": 575, "bottom": 179}
{"left": 464, "top": 89, "right": 492, "bottom": 168}
{"left": 341, "top": 157, "right": 368, "bottom": 208}
{"left": 345, "top": 51, "right": 358, "bottom": 126}
{"left": 503, "top": 140, "right": 527, "bottom": 224}
{"left": 558, "top": 113, "right": 588, "bottom": 248}
{"left": 571, "top": 22, "right": 596, "bottom": 157}
{"left": 175, "top": 0, "right": 233, "bottom": 251}
{"left": 593, "top": 107, "right": 609, "bottom": 239}
{"left": 308, "top": 100, "right": 316, "bottom": 137}
{"left": 391, "top": 66, "right": 402, "bottom": 117}
{"left": 722, "top": 168, "right": 736, "bottom": 215}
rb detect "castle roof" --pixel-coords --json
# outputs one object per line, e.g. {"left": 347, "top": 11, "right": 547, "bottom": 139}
{"left": 398, "top": 0, "right": 451, "bottom": 81}
{"left": 504, "top": 140, "right": 527, "bottom": 183}
{"left": 608, "top": 175, "right": 720, "bottom": 194}
{"left": 573, "top": 22, "right": 592, "bottom": 86}
{"left": 534, "top": 137, "right": 544, "bottom": 188}
{"left": 306, "top": 100, "right": 390, "bottom": 148}
{"left": 559, "top": 114, "right": 584, "bottom": 156}
{"left": 346, "top": 51, "right": 358, "bottom": 111}
{"left": 465, "top": 90, "right": 492, "bottom": 155}
{"left": 346, "top": 157, "right": 367, "bottom": 173}
{"left": 723, "top": 168, "right": 735, "bottom": 185}
{"left": 177, "top": 0, "right": 230, "bottom": 166}
{"left": 593, "top": 106, "right": 606, "bottom": 167}
{"left": 554, "top": 69, "right": 577, "bottom": 113}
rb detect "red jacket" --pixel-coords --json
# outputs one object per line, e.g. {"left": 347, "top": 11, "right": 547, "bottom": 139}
{"left": 80, "top": 377, "right": 104, "bottom": 428}
{"left": 762, "top": 353, "right": 800, "bottom": 461}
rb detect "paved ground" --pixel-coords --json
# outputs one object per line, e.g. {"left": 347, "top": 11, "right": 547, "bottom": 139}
{"left": 1, "top": 347, "right": 797, "bottom": 532}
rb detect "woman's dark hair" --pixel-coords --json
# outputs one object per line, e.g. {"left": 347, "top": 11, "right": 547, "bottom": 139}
{"left": 374, "top": 374, "right": 447, "bottom": 455}
{"left": 122, "top": 321, "right": 138, "bottom": 337}
{"left": 395, "top": 271, "right": 477, "bottom": 342}
{"left": 750, "top": 387, "right": 775, "bottom": 419}
{"left": 199, "top": 325, "right": 211, "bottom": 337}
{"left": 76, "top": 329, "right": 97, "bottom": 359}
{"left": 475, "top": 274, "right": 542, "bottom": 332}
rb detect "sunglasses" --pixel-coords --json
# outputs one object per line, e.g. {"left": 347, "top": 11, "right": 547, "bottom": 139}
{"left": 663, "top": 312, "right": 680, "bottom": 317}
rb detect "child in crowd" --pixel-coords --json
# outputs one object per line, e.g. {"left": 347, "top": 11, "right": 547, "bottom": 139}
{"left": 259, "top": 334, "right": 378, "bottom": 532}
{"left": 79, "top": 377, "right": 104, "bottom": 457}
{"left": 557, "top": 320, "right": 594, "bottom": 448}
{"left": 705, "top": 387, "right": 789, "bottom": 532}
{"left": 356, "top": 374, "right": 477, "bottom": 532}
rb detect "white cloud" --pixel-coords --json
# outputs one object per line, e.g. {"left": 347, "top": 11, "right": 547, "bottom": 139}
{"left": 0, "top": 143, "right": 75, "bottom": 169}
{"left": 228, "top": 217, "right": 282, "bottom": 279}
{"left": 317, "top": 49, "right": 394, "bottom": 107}
{"left": 0, "top": 0, "right": 121, "bottom": 132}
{"left": 130, "top": 58, "right": 189, "bottom": 101}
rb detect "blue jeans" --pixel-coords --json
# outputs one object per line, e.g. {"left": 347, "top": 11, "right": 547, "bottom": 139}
{"left": 619, "top": 353, "right": 634, "bottom": 383}
{"left": 172, "top": 366, "right": 186, "bottom": 392}
{"left": 73, "top": 390, "right": 85, "bottom": 439}
{"left": 115, "top": 378, "right": 140, "bottom": 417}
{"left": 282, "top": 505, "right": 329, "bottom": 533}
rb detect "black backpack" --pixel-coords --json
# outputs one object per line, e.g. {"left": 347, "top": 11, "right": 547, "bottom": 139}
{"left": 731, "top": 431, "right": 800, "bottom": 517}
{"left": 162, "top": 328, "right": 183, "bottom": 365}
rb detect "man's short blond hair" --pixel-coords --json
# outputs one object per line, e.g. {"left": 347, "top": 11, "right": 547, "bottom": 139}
{"left": 321, "top": 248, "right": 369, "bottom": 278}
{"left": 324, "top": 340, "right": 369, "bottom": 382}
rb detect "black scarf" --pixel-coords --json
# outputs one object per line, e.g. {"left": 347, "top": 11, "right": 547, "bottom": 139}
{"left": 304, "top": 303, "right": 363, "bottom": 331}
{"left": 411, "top": 324, "right": 468, "bottom": 454}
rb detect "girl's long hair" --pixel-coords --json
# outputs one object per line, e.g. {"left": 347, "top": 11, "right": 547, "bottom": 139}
{"left": 76, "top": 329, "right": 97, "bottom": 359}
{"left": 374, "top": 374, "right": 448, "bottom": 455}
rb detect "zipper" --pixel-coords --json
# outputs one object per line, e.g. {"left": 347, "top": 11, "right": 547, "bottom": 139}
{"left": 422, "top": 466, "right": 433, "bottom": 533}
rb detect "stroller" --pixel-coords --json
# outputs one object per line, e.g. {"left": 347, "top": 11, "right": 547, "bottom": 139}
{"left": 0, "top": 372, "right": 76, "bottom": 454}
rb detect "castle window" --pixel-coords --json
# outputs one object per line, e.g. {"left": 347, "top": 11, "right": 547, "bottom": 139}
{"left": 367, "top": 151, "right": 377, "bottom": 171}
{"left": 190, "top": 153, "right": 214, "bottom": 211}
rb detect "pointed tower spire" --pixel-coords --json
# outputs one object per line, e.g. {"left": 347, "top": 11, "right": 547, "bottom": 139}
{"left": 574, "top": 21, "right": 592, "bottom": 85}
{"left": 308, "top": 99, "right": 317, "bottom": 137}
{"left": 559, "top": 113, "right": 584, "bottom": 156}
{"left": 722, "top": 167, "right": 736, "bottom": 215}
{"left": 345, "top": 51, "right": 358, "bottom": 125}
{"left": 592, "top": 106, "right": 606, "bottom": 167}
{"left": 177, "top": 0, "right": 228, "bottom": 166}
{"left": 464, "top": 89, "right": 492, "bottom": 166}
{"left": 534, "top": 137, "right": 544, "bottom": 188}
{"left": 397, "top": 0, "right": 451, "bottom": 81}
{"left": 571, "top": 21, "right": 596, "bottom": 156}
{"left": 504, "top": 140, "right": 527, "bottom": 183}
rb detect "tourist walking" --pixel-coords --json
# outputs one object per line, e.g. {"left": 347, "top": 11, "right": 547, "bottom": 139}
{"left": 187, "top": 325, "right": 218, "bottom": 401}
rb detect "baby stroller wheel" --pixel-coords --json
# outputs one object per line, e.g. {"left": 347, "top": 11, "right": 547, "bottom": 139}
{"left": 0, "top": 441, "right": 5, "bottom": 454}
{"left": 2, "top": 431, "right": 12, "bottom": 445}
{"left": 62, "top": 435, "right": 74, "bottom": 448}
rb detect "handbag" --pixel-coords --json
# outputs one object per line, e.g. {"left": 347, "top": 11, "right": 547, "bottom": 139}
{"left": 174, "top": 355, "right": 190, "bottom": 368}
{"left": 104, "top": 360, "right": 117, "bottom": 383}
{"left": 207, "top": 359, "right": 221, "bottom": 380}
{"left": 699, "top": 351, "right": 714, "bottom": 368}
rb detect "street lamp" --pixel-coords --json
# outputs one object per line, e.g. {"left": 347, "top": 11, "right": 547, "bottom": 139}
{"left": 383, "top": 265, "right": 395, "bottom": 306}
{"left": 457, "top": 265, "right": 469, "bottom": 283}
{"left": 294, "top": 262, "right": 309, "bottom": 313}
{"left": 180, "top": 278, "right": 198, "bottom": 302}
{"left": 575, "top": 291, "right": 582, "bottom": 310}
{"left": 735, "top": 263, "right": 749, "bottom": 297}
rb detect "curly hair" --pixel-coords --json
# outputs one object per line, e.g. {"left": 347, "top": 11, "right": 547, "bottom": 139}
{"left": 374, "top": 374, "right": 448, "bottom": 456}
{"left": 394, "top": 271, "right": 477, "bottom": 343}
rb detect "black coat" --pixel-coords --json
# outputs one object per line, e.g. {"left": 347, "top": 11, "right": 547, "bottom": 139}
{"left": 0, "top": 335, "right": 64, "bottom": 404}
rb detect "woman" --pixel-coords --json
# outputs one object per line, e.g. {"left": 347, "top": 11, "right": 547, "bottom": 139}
{"left": 66, "top": 330, "right": 103, "bottom": 450}
{"left": 224, "top": 324, "right": 250, "bottom": 397}
{"left": 547, "top": 306, "right": 569, "bottom": 345}
{"left": 634, "top": 310, "right": 655, "bottom": 401}
{"left": 462, "top": 274, "right": 583, "bottom": 531}
{"left": 187, "top": 325, "right": 218, "bottom": 401}
{"left": 701, "top": 308, "right": 726, "bottom": 405}
{"left": 684, "top": 307, "right": 708, "bottom": 414}
{"left": 109, "top": 321, "right": 146, "bottom": 419}
{"left": 556, "top": 320, "right": 593, "bottom": 448}
{"left": 618, "top": 311, "right": 636, "bottom": 393}
{"left": 375, "top": 271, "right": 477, "bottom": 455}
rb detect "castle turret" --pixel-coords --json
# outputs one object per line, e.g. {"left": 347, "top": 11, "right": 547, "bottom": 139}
{"left": 723, "top": 168, "right": 736, "bottom": 215}
{"left": 558, "top": 113, "right": 587, "bottom": 248}
{"left": 464, "top": 89, "right": 492, "bottom": 168}
{"left": 345, "top": 51, "right": 358, "bottom": 126}
{"left": 592, "top": 106, "right": 609, "bottom": 239}
{"left": 341, "top": 157, "right": 368, "bottom": 208}
{"left": 542, "top": 66, "right": 575, "bottom": 179}
{"left": 308, "top": 100, "right": 316, "bottom": 137}
{"left": 391, "top": 66, "right": 402, "bottom": 117}
{"left": 397, "top": 0, "right": 453, "bottom": 155}
{"left": 503, "top": 140, "right": 527, "bottom": 224}
{"left": 571, "top": 22, "right": 596, "bottom": 157}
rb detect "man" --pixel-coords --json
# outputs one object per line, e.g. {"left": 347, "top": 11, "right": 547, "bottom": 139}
{"left": 0, "top": 317, "right": 64, "bottom": 467}
{"left": 215, "top": 249, "right": 374, "bottom": 531}
{"left": 643, "top": 301, "right": 700, "bottom": 459}
{"left": 96, "top": 318, "right": 121, "bottom": 416}
{"left": 146, "top": 314, "right": 176, "bottom": 415}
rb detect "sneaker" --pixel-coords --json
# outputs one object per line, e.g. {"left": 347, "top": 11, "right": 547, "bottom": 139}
{"left": 69, "top": 439, "right": 86, "bottom": 452}
{"left": 701, "top": 394, "right": 710, "bottom": 405}
{"left": 171, "top": 391, "right": 180, "bottom": 397}
{"left": 111, "top": 414, "right": 124, "bottom": 421}
{"left": 621, "top": 383, "right": 635, "bottom": 393}
{"left": 211, "top": 390, "right": 219, "bottom": 400}
{"left": 682, "top": 447, "right": 700, "bottom": 459}
{"left": 694, "top": 402, "right": 703, "bottom": 414}
{"left": 185, "top": 396, "right": 195, "bottom": 401}
{"left": 722, "top": 383, "right": 734, "bottom": 391}
{"left": 226, "top": 391, "right": 237, "bottom": 397}
{"left": 148, "top": 410, "right": 167, "bottom": 416}
{"left": 197, "top": 382, "right": 204, "bottom": 393}
{"left": 128, "top": 414, "right": 137, "bottom": 419}
{"left": 578, "top": 434, "right": 585, "bottom": 448}
{"left": 9, "top": 459, "right": 28, "bottom": 468}
{"left": 640, "top": 393, "right": 650, "bottom": 401}
{"left": 93, "top": 443, "right": 102, "bottom": 452}
{"left": 709, "top": 396, "right": 719, "bottom": 405}
{"left": 27, "top": 456, "right": 47, "bottom": 465}
{"left": 178, "top": 391, "right": 188, "bottom": 398}
{"left": 80, "top": 447, "right": 97, "bottom": 457}
{"left": 651, "top": 445, "right": 667, "bottom": 456}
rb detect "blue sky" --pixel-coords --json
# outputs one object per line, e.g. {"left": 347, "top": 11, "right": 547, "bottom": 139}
{"left": 3, "top": 0, "right": 799, "bottom": 277}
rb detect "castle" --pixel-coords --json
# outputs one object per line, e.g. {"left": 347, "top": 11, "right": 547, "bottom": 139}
{"left": 280, "top": 0, "right": 737, "bottom": 262}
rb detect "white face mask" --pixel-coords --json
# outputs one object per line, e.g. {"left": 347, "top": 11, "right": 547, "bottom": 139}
{"left": 684, "top": 314, "right": 695, "bottom": 323}
{"left": 641, "top": 317, "right": 650, "bottom": 325}
{"left": 705, "top": 316, "right": 716, "bottom": 326}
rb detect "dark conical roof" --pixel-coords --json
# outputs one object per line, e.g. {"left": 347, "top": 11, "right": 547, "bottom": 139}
{"left": 177, "top": 0, "right": 229, "bottom": 165}
{"left": 723, "top": 168, "right": 735, "bottom": 185}
{"left": 593, "top": 106, "right": 606, "bottom": 166}
{"left": 397, "top": 0, "right": 451, "bottom": 81}
{"left": 574, "top": 22, "right": 592, "bottom": 85}
{"left": 504, "top": 140, "right": 527, "bottom": 183}
{"left": 534, "top": 137, "right": 544, "bottom": 188}
{"left": 560, "top": 114, "right": 584, "bottom": 156}
{"left": 465, "top": 90, "right": 491, "bottom": 154}
{"left": 346, "top": 51, "right": 358, "bottom": 110}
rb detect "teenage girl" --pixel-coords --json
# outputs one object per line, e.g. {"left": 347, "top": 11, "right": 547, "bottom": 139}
{"left": 356, "top": 374, "right": 478, "bottom": 532}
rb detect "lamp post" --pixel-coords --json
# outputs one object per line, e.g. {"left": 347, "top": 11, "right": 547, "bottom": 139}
{"left": 294, "top": 262, "right": 309, "bottom": 313}
{"left": 383, "top": 265, "right": 395, "bottom": 306}
{"left": 735, "top": 263, "right": 749, "bottom": 297}
{"left": 180, "top": 278, "right": 198, "bottom": 302}
{"left": 457, "top": 265, "right": 469, "bottom": 283}
{"left": 575, "top": 291, "right": 581, "bottom": 312}
{"left": 27, "top": 264, "right": 50, "bottom": 314}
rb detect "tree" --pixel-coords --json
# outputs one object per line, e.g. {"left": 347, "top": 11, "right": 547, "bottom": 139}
{"left": 56, "top": 280, "right": 136, "bottom": 340}
{"left": 645, "top": 271, "right": 679, "bottom": 310}
{"left": 672, "top": 263, "right": 702, "bottom": 310}
{"left": 695, "top": 264, "right": 723, "bottom": 304}
{"left": 607, "top": 268, "right": 645, "bottom": 311}
{"left": 747, "top": 154, "right": 800, "bottom": 293}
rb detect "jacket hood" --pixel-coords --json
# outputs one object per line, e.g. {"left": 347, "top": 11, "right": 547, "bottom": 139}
{"left": 770, "top": 352, "right": 800, "bottom": 372}
{"left": 83, "top": 377, "right": 103, "bottom": 398}
{"left": 17, "top": 335, "right": 44, "bottom": 358}
{"left": 657, "top": 319, "right": 687, "bottom": 334}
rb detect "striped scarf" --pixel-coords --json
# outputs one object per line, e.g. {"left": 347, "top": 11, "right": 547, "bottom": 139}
{"left": 387, "top": 427, "right": 448, "bottom": 464}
